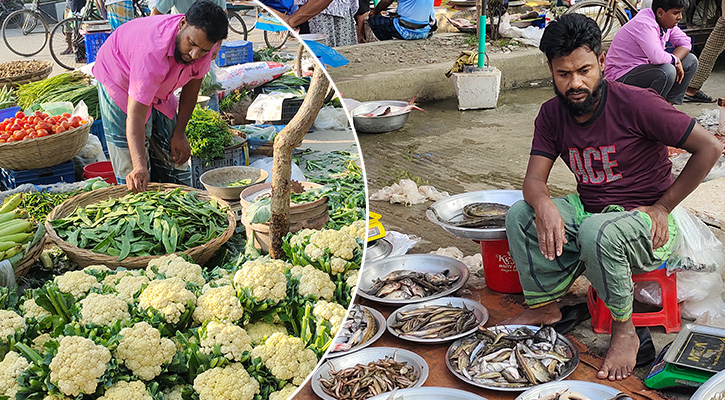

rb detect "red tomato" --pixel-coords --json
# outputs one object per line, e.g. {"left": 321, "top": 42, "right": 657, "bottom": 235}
{"left": 61, "top": 113, "right": 71, "bottom": 119}
{"left": 12, "top": 131, "right": 25, "bottom": 140}
{"left": 6, "top": 137, "right": 16, "bottom": 142}
{"left": 9, "top": 124, "right": 20, "bottom": 132}
{"left": 27, "top": 133, "right": 37, "bottom": 139}
{"left": 14, "top": 111, "right": 24, "bottom": 119}
{"left": 34, "top": 111, "right": 42, "bottom": 118}
{"left": 40, "top": 113, "right": 48, "bottom": 119}
{"left": 0, "top": 134, "right": 9, "bottom": 140}
{"left": 60, "top": 121, "right": 70, "bottom": 130}
{"left": 47, "top": 117, "right": 57, "bottom": 125}
{"left": 36, "top": 129, "right": 48, "bottom": 136}
{"left": 56, "top": 126, "right": 66, "bottom": 133}
{"left": 70, "top": 116, "right": 81, "bottom": 128}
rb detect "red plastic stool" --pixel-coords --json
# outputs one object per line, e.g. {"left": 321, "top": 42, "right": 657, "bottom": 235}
{"left": 587, "top": 263, "right": 681, "bottom": 334}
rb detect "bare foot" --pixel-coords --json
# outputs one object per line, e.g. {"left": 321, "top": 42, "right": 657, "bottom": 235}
{"left": 499, "top": 302, "right": 562, "bottom": 326}
{"left": 597, "top": 319, "right": 639, "bottom": 381}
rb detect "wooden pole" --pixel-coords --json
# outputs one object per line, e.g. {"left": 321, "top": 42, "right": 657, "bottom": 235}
{"left": 269, "top": 66, "right": 330, "bottom": 258}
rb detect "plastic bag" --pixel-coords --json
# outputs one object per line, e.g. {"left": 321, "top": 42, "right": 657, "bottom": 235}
{"left": 634, "top": 281, "right": 663, "bottom": 307}
{"left": 370, "top": 179, "right": 450, "bottom": 206}
{"left": 248, "top": 157, "right": 306, "bottom": 183}
{"left": 215, "top": 62, "right": 292, "bottom": 91}
{"left": 677, "top": 270, "right": 723, "bottom": 303}
{"left": 667, "top": 207, "right": 725, "bottom": 272}
{"left": 385, "top": 230, "right": 420, "bottom": 257}
{"left": 314, "top": 106, "right": 349, "bottom": 131}
{"left": 429, "top": 246, "right": 486, "bottom": 290}
{"left": 0, "top": 261, "right": 15, "bottom": 289}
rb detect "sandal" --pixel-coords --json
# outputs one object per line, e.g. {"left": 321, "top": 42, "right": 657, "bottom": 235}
{"left": 684, "top": 90, "right": 716, "bottom": 103}
{"left": 636, "top": 326, "right": 656, "bottom": 368}
{"left": 551, "top": 303, "right": 591, "bottom": 335}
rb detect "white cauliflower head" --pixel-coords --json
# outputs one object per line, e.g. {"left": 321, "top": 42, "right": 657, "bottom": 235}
{"left": 0, "top": 351, "right": 30, "bottom": 398}
{"left": 49, "top": 336, "right": 111, "bottom": 397}
{"left": 193, "top": 285, "right": 244, "bottom": 324}
{"left": 250, "top": 333, "right": 318, "bottom": 385}
{"left": 32, "top": 333, "right": 54, "bottom": 352}
{"left": 98, "top": 380, "right": 153, "bottom": 400}
{"left": 289, "top": 229, "right": 316, "bottom": 248}
{"left": 54, "top": 270, "right": 100, "bottom": 299}
{"left": 21, "top": 297, "right": 51, "bottom": 319}
{"left": 202, "top": 269, "right": 233, "bottom": 294}
{"left": 79, "top": 293, "right": 130, "bottom": 326}
{"left": 244, "top": 322, "right": 288, "bottom": 346}
{"left": 114, "top": 275, "right": 151, "bottom": 303}
{"left": 102, "top": 269, "right": 143, "bottom": 287}
{"left": 115, "top": 322, "right": 177, "bottom": 381}
{"left": 137, "top": 277, "right": 196, "bottom": 324}
{"left": 147, "top": 254, "right": 205, "bottom": 286}
{"left": 312, "top": 300, "right": 346, "bottom": 336}
{"left": 339, "top": 220, "right": 366, "bottom": 242}
{"left": 162, "top": 385, "right": 189, "bottom": 400}
{"left": 344, "top": 269, "right": 359, "bottom": 289}
{"left": 200, "top": 321, "right": 253, "bottom": 362}
{"left": 233, "top": 260, "right": 288, "bottom": 303}
{"left": 305, "top": 229, "right": 359, "bottom": 261}
{"left": 329, "top": 257, "right": 348, "bottom": 275}
{"left": 0, "top": 310, "right": 25, "bottom": 343}
{"left": 290, "top": 265, "right": 335, "bottom": 300}
{"left": 83, "top": 264, "right": 111, "bottom": 273}
{"left": 269, "top": 384, "right": 299, "bottom": 400}
{"left": 193, "top": 363, "right": 260, "bottom": 400}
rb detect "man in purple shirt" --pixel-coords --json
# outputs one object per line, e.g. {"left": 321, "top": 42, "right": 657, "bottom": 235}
{"left": 503, "top": 14, "right": 722, "bottom": 381}
{"left": 604, "top": 0, "right": 697, "bottom": 104}
{"left": 93, "top": 1, "right": 228, "bottom": 192}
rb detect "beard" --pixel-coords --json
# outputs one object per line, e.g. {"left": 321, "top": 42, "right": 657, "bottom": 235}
{"left": 174, "top": 32, "right": 191, "bottom": 65}
{"left": 555, "top": 74, "right": 604, "bottom": 117}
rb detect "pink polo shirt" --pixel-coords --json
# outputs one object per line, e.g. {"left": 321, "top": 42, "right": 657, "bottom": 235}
{"left": 604, "top": 8, "right": 692, "bottom": 81}
{"left": 93, "top": 15, "right": 212, "bottom": 122}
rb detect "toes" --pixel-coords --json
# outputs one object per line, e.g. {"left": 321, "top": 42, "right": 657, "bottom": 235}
{"left": 597, "top": 369, "right": 608, "bottom": 379}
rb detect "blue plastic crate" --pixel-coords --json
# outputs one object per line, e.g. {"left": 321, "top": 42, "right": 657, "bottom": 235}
{"left": 0, "top": 160, "right": 75, "bottom": 190}
{"left": 90, "top": 119, "right": 109, "bottom": 158}
{"left": 216, "top": 40, "right": 253, "bottom": 67}
{"left": 84, "top": 32, "right": 111, "bottom": 64}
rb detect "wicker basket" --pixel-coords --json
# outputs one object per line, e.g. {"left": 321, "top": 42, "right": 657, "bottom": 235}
{"left": 45, "top": 183, "right": 237, "bottom": 269}
{"left": 0, "top": 117, "right": 92, "bottom": 170}
{"left": 0, "top": 62, "right": 52, "bottom": 90}
{"left": 14, "top": 235, "right": 46, "bottom": 278}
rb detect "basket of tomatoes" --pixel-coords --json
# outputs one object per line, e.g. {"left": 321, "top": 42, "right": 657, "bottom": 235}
{"left": 0, "top": 110, "right": 92, "bottom": 170}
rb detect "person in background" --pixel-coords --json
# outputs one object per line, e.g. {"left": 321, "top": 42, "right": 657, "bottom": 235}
{"left": 684, "top": 0, "right": 725, "bottom": 103}
{"left": 366, "top": 0, "right": 436, "bottom": 40}
{"left": 150, "top": 0, "right": 226, "bottom": 15}
{"left": 356, "top": 0, "right": 371, "bottom": 42}
{"left": 293, "top": 0, "right": 358, "bottom": 47}
{"left": 105, "top": 0, "right": 135, "bottom": 29}
{"left": 93, "top": 1, "right": 228, "bottom": 192}
{"left": 604, "top": 0, "right": 697, "bottom": 105}
{"left": 260, "top": 0, "right": 336, "bottom": 32}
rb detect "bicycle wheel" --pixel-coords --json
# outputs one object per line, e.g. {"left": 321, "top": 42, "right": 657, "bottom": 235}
{"left": 2, "top": 9, "right": 48, "bottom": 56}
{"left": 238, "top": 8, "right": 256, "bottom": 32}
{"left": 227, "top": 12, "right": 248, "bottom": 41}
{"left": 264, "top": 30, "right": 289, "bottom": 50}
{"left": 50, "top": 17, "right": 85, "bottom": 70}
{"left": 564, "top": 0, "right": 628, "bottom": 40}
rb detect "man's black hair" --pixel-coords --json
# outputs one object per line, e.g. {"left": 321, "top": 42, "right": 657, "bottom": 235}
{"left": 539, "top": 14, "right": 602, "bottom": 62}
{"left": 651, "top": 0, "right": 688, "bottom": 12}
{"left": 185, "top": 0, "right": 228, "bottom": 43}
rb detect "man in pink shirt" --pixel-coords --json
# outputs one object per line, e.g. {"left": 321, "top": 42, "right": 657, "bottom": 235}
{"left": 604, "top": 0, "right": 697, "bottom": 104}
{"left": 93, "top": 0, "right": 228, "bottom": 192}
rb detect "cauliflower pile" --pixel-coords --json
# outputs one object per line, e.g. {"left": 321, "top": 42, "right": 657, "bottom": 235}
{"left": 0, "top": 351, "right": 30, "bottom": 398}
{"left": 193, "top": 285, "right": 244, "bottom": 323}
{"left": 193, "top": 363, "right": 259, "bottom": 400}
{"left": 113, "top": 274, "right": 151, "bottom": 303}
{"left": 137, "top": 277, "right": 196, "bottom": 324}
{"left": 250, "top": 333, "right": 318, "bottom": 385}
{"left": 115, "top": 322, "right": 176, "bottom": 381}
{"left": 22, "top": 298, "right": 51, "bottom": 319}
{"left": 244, "top": 321, "right": 289, "bottom": 346}
{"left": 54, "top": 270, "right": 100, "bottom": 299}
{"left": 313, "top": 300, "right": 347, "bottom": 336}
{"left": 269, "top": 384, "right": 298, "bottom": 400}
{"left": 286, "top": 225, "right": 363, "bottom": 275}
{"left": 147, "top": 254, "right": 205, "bottom": 286}
{"left": 0, "top": 310, "right": 25, "bottom": 342}
{"left": 97, "top": 381, "right": 153, "bottom": 400}
{"left": 79, "top": 293, "right": 130, "bottom": 326}
{"left": 200, "top": 321, "right": 253, "bottom": 362}
{"left": 233, "top": 259, "right": 288, "bottom": 303}
{"left": 290, "top": 265, "right": 336, "bottom": 300}
{"left": 49, "top": 336, "right": 111, "bottom": 397}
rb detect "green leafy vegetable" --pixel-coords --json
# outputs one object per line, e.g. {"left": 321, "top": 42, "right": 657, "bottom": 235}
{"left": 185, "top": 105, "right": 234, "bottom": 160}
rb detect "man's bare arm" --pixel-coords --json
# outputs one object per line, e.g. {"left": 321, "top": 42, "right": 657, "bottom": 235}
{"left": 522, "top": 155, "right": 567, "bottom": 260}
{"left": 125, "top": 98, "right": 151, "bottom": 192}
{"left": 285, "top": 0, "right": 334, "bottom": 28}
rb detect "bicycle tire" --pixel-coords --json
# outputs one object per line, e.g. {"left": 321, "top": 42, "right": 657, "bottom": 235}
{"left": 564, "top": 0, "right": 628, "bottom": 39}
{"left": 50, "top": 17, "right": 84, "bottom": 70}
{"left": 227, "top": 11, "right": 248, "bottom": 41}
{"left": 264, "top": 30, "right": 289, "bottom": 50}
{"left": 2, "top": 9, "right": 48, "bottom": 56}
{"left": 238, "top": 8, "right": 256, "bottom": 32}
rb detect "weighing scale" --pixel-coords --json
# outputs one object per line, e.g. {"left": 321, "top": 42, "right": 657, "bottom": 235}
{"left": 367, "top": 212, "right": 386, "bottom": 242}
{"left": 645, "top": 324, "right": 725, "bottom": 389}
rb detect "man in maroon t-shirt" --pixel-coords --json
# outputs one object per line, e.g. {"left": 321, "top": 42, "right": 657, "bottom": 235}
{"left": 503, "top": 14, "right": 722, "bottom": 381}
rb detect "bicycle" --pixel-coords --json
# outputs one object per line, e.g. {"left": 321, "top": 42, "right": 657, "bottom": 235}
{"left": 563, "top": 0, "right": 635, "bottom": 40}
{"left": 0, "top": 0, "right": 23, "bottom": 27}
{"left": 256, "top": 8, "right": 290, "bottom": 50}
{"left": 226, "top": 2, "right": 252, "bottom": 41}
{"left": 1, "top": 0, "right": 63, "bottom": 56}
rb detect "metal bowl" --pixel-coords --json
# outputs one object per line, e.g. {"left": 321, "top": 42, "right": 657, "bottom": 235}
{"left": 327, "top": 305, "right": 387, "bottom": 358}
{"left": 365, "top": 238, "right": 393, "bottom": 264}
{"left": 352, "top": 101, "right": 411, "bottom": 134}
{"left": 197, "top": 95, "right": 210, "bottom": 107}
{"left": 357, "top": 254, "right": 470, "bottom": 305}
{"left": 199, "top": 166, "right": 268, "bottom": 200}
{"left": 445, "top": 325, "right": 580, "bottom": 392}
{"left": 386, "top": 297, "right": 489, "bottom": 343}
{"left": 311, "top": 347, "right": 429, "bottom": 400}
{"left": 369, "top": 387, "right": 490, "bottom": 400}
{"left": 427, "top": 190, "right": 523, "bottom": 241}
{"left": 515, "top": 381, "right": 622, "bottom": 400}
{"left": 692, "top": 369, "right": 725, "bottom": 400}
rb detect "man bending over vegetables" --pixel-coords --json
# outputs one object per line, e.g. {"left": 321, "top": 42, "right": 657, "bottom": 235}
{"left": 93, "top": 0, "right": 228, "bottom": 192}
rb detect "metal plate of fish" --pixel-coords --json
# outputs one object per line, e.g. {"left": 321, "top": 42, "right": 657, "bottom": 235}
{"left": 386, "top": 297, "right": 489, "bottom": 343}
{"left": 357, "top": 254, "right": 470, "bottom": 305}
{"left": 515, "top": 381, "right": 625, "bottom": 400}
{"left": 366, "top": 238, "right": 394, "bottom": 264}
{"left": 311, "top": 347, "right": 429, "bottom": 400}
{"left": 427, "top": 190, "right": 523, "bottom": 241}
{"left": 327, "top": 305, "right": 386, "bottom": 358}
{"left": 692, "top": 369, "right": 725, "bottom": 400}
{"left": 445, "top": 325, "right": 580, "bottom": 392}
{"left": 368, "top": 387, "right": 490, "bottom": 400}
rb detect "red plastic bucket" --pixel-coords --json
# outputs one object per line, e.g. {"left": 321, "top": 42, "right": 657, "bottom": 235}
{"left": 83, "top": 161, "right": 117, "bottom": 184}
{"left": 479, "top": 239, "right": 522, "bottom": 294}
{"left": 434, "top": 0, "right": 442, "bottom": 6}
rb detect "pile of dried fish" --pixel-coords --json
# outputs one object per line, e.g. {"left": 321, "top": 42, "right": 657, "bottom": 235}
{"left": 365, "top": 269, "right": 459, "bottom": 300}
{"left": 390, "top": 304, "right": 477, "bottom": 339}
{"left": 319, "top": 356, "right": 419, "bottom": 400}
{"left": 448, "top": 326, "right": 573, "bottom": 389}
{"left": 330, "top": 305, "right": 377, "bottom": 353}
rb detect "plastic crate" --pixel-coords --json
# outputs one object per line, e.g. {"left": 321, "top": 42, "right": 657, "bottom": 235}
{"left": 90, "top": 119, "right": 109, "bottom": 158}
{"left": 216, "top": 40, "right": 253, "bottom": 67}
{"left": 263, "top": 97, "right": 304, "bottom": 125}
{"left": 190, "top": 140, "right": 249, "bottom": 189}
{"left": 84, "top": 32, "right": 111, "bottom": 64}
{"left": 0, "top": 160, "right": 75, "bottom": 190}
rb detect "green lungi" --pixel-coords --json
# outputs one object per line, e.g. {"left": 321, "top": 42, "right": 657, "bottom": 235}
{"left": 505, "top": 195, "right": 678, "bottom": 321}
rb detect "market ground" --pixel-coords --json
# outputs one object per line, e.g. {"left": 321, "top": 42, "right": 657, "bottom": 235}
{"left": 353, "top": 45, "right": 725, "bottom": 399}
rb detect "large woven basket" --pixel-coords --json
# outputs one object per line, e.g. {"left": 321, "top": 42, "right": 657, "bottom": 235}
{"left": 0, "top": 62, "right": 52, "bottom": 90}
{"left": 45, "top": 183, "right": 237, "bottom": 269}
{"left": 14, "top": 234, "right": 46, "bottom": 278}
{"left": 0, "top": 117, "right": 92, "bottom": 170}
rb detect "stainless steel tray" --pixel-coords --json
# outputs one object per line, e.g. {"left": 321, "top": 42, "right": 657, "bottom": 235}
{"left": 663, "top": 323, "right": 725, "bottom": 373}
{"left": 515, "top": 381, "right": 623, "bottom": 400}
{"left": 365, "top": 238, "right": 393, "bottom": 264}
{"left": 311, "top": 347, "right": 429, "bottom": 400}
{"left": 369, "top": 387, "right": 490, "bottom": 400}
{"left": 427, "top": 190, "right": 523, "bottom": 241}
{"left": 692, "top": 368, "right": 725, "bottom": 400}
{"left": 446, "top": 325, "right": 580, "bottom": 392}
{"left": 327, "top": 305, "right": 386, "bottom": 358}
{"left": 386, "top": 297, "right": 489, "bottom": 343}
{"left": 357, "top": 254, "right": 470, "bottom": 305}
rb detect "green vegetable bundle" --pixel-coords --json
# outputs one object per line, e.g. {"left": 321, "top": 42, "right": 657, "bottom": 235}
{"left": 186, "top": 105, "right": 234, "bottom": 160}
{"left": 50, "top": 188, "right": 229, "bottom": 261}
{"left": 0, "top": 194, "right": 44, "bottom": 266}
{"left": 15, "top": 72, "right": 85, "bottom": 109}
{"left": 0, "top": 86, "right": 15, "bottom": 109}
{"left": 34, "top": 83, "right": 100, "bottom": 120}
